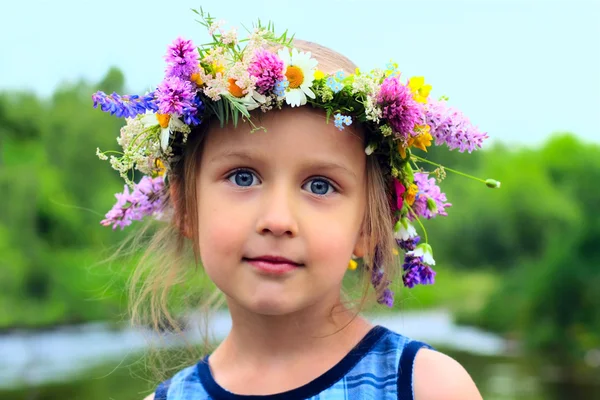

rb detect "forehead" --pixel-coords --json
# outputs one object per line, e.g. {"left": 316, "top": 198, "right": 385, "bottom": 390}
{"left": 202, "top": 107, "right": 366, "bottom": 168}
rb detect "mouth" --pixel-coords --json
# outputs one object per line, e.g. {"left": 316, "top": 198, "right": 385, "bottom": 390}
{"left": 243, "top": 255, "right": 304, "bottom": 275}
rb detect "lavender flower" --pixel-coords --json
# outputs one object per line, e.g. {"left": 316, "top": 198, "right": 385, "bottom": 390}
{"left": 425, "top": 99, "right": 488, "bottom": 153}
{"left": 410, "top": 172, "right": 451, "bottom": 220}
{"left": 377, "top": 76, "right": 423, "bottom": 139}
{"left": 164, "top": 37, "right": 199, "bottom": 79}
{"left": 156, "top": 76, "right": 196, "bottom": 115}
{"left": 101, "top": 176, "right": 165, "bottom": 230}
{"left": 92, "top": 91, "right": 157, "bottom": 118}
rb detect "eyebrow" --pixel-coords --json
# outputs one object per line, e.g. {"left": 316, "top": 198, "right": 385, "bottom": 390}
{"left": 209, "top": 150, "right": 357, "bottom": 179}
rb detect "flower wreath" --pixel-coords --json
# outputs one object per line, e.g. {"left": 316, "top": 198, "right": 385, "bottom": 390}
{"left": 93, "top": 9, "right": 500, "bottom": 307}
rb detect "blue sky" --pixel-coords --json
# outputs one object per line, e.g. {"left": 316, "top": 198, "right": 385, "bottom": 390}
{"left": 2, "top": 0, "right": 599, "bottom": 145}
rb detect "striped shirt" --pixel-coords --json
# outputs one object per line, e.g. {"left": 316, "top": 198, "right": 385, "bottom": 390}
{"left": 155, "top": 326, "right": 431, "bottom": 400}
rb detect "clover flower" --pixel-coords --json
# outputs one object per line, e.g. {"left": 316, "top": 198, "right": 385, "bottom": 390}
{"left": 101, "top": 176, "right": 165, "bottom": 230}
{"left": 92, "top": 91, "right": 157, "bottom": 118}
{"left": 377, "top": 75, "right": 423, "bottom": 139}
{"left": 426, "top": 99, "right": 488, "bottom": 153}
{"left": 248, "top": 49, "right": 285, "bottom": 94}
{"left": 164, "top": 37, "right": 199, "bottom": 79}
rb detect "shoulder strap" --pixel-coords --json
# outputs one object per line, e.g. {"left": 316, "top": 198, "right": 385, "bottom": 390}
{"left": 397, "top": 340, "right": 431, "bottom": 400}
{"left": 154, "top": 378, "right": 171, "bottom": 400}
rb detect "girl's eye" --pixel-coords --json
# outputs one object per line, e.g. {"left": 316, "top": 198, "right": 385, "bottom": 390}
{"left": 227, "top": 169, "right": 260, "bottom": 187}
{"left": 303, "top": 178, "right": 335, "bottom": 196}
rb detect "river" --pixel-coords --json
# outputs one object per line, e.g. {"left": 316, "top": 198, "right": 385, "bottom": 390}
{"left": 0, "top": 310, "right": 598, "bottom": 399}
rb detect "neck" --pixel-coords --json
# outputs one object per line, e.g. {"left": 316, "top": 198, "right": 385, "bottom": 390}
{"left": 212, "top": 296, "right": 372, "bottom": 367}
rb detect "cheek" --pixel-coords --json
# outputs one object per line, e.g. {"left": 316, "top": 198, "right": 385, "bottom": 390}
{"left": 196, "top": 189, "right": 247, "bottom": 268}
{"left": 304, "top": 211, "right": 360, "bottom": 273}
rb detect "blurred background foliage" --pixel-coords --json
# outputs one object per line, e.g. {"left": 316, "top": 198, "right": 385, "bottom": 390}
{"left": 0, "top": 68, "right": 599, "bottom": 397}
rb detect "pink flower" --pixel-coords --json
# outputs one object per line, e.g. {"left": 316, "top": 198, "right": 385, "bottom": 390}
{"left": 377, "top": 76, "right": 423, "bottom": 139}
{"left": 394, "top": 179, "right": 406, "bottom": 211}
{"left": 248, "top": 49, "right": 285, "bottom": 94}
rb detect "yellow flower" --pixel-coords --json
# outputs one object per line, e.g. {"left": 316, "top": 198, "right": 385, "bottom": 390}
{"left": 398, "top": 125, "right": 433, "bottom": 158}
{"left": 412, "top": 125, "right": 433, "bottom": 152}
{"left": 154, "top": 158, "right": 166, "bottom": 177}
{"left": 392, "top": 248, "right": 399, "bottom": 256}
{"left": 156, "top": 113, "right": 170, "bottom": 128}
{"left": 406, "top": 184, "right": 418, "bottom": 206}
{"left": 398, "top": 141, "right": 411, "bottom": 159}
{"left": 314, "top": 70, "right": 325, "bottom": 80}
{"left": 191, "top": 67, "right": 204, "bottom": 86}
{"left": 408, "top": 76, "right": 432, "bottom": 104}
{"left": 228, "top": 78, "right": 245, "bottom": 98}
{"left": 347, "top": 259, "right": 358, "bottom": 270}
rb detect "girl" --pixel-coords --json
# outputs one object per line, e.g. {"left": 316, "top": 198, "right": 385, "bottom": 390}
{"left": 94, "top": 10, "right": 494, "bottom": 400}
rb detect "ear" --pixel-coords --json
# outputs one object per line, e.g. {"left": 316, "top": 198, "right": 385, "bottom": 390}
{"left": 352, "top": 230, "right": 367, "bottom": 259}
{"left": 169, "top": 180, "right": 192, "bottom": 238}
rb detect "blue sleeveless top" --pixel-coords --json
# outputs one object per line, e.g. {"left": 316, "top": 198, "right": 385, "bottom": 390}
{"left": 154, "top": 326, "right": 432, "bottom": 400}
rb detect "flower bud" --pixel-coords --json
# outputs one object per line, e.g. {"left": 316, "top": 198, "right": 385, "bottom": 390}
{"left": 365, "top": 142, "right": 377, "bottom": 155}
{"left": 426, "top": 197, "right": 438, "bottom": 213}
{"left": 485, "top": 179, "right": 501, "bottom": 188}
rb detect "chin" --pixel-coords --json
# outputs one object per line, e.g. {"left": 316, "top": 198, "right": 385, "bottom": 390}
{"left": 232, "top": 291, "right": 309, "bottom": 316}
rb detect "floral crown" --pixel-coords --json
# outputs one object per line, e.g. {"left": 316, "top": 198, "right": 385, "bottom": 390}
{"left": 93, "top": 9, "right": 500, "bottom": 307}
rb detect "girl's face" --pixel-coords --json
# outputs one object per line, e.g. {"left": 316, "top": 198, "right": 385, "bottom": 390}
{"left": 196, "top": 107, "right": 367, "bottom": 315}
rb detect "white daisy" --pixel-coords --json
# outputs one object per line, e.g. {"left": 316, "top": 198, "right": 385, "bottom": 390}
{"left": 277, "top": 48, "right": 318, "bottom": 107}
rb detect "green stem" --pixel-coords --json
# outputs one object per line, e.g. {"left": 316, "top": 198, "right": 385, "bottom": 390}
{"left": 412, "top": 155, "right": 486, "bottom": 184}
{"left": 407, "top": 205, "right": 428, "bottom": 244}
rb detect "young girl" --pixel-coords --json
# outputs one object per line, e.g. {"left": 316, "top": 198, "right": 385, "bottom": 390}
{"left": 94, "top": 9, "right": 495, "bottom": 399}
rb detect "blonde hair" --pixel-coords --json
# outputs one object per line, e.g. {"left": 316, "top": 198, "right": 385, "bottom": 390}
{"left": 125, "top": 40, "right": 399, "bottom": 379}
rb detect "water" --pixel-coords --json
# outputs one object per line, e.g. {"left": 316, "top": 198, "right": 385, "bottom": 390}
{"left": 0, "top": 310, "right": 598, "bottom": 399}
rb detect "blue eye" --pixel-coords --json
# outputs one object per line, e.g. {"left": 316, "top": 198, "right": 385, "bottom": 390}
{"left": 228, "top": 169, "right": 260, "bottom": 187}
{"left": 303, "top": 178, "right": 335, "bottom": 196}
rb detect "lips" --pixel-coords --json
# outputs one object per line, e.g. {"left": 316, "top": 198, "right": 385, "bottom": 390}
{"left": 243, "top": 255, "right": 303, "bottom": 275}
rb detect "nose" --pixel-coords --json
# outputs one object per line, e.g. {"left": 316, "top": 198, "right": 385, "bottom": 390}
{"left": 255, "top": 184, "right": 298, "bottom": 238}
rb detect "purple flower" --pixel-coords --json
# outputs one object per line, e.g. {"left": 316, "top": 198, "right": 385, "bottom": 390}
{"left": 410, "top": 172, "right": 451, "bottom": 220}
{"left": 425, "top": 99, "right": 488, "bottom": 153}
{"left": 92, "top": 91, "right": 157, "bottom": 118}
{"left": 164, "top": 37, "right": 199, "bottom": 79}
{"left": 156, "top": 76, "right": 196, "bottom": 115}
{"left": 402, "top": 254, "right": 436, "bottom": 288}
{"left": 248, "top": 49, "right": 285, "bottom": 94}
{"left": 101, "top": 176, "right": 165, "bottom": 230}
{"left": 377, "top": 76, "right": 423, "bottom": 139}
{"left": 396, "top": 235, "right": 420, "bottom": 251}
{"left": 370, "top": 267, "right": 395, "bottom": 307}
{"left": 378, "top": 288, "right": 395, "bottom": 307}
{"left": 181, "top": 94, "right": 204, "bottom": 126}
